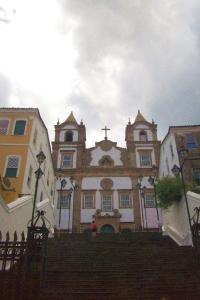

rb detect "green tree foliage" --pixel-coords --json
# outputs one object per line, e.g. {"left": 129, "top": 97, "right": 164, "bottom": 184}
{"left": 156, "top": 176, "right": 183, "bottom": 209}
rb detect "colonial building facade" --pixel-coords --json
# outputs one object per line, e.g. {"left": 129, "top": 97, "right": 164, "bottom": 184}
{"left": 159, "top": 125, "right": 200, "bottom": 183}
{"left": 159, "top": 125, "right": 200, "bottom": 246}
{"left": 0, "top": 108, "right": 55, "bottom": 204}
{"left": 0, "top": 108, "right": 55, "bottom": 237}
{"left": 52, "top": 111, "right": 162, "bottom": 233}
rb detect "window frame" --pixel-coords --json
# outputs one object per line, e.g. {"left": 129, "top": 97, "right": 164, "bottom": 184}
{"left": 139, "top": 152, "right": 152, "bottom": 167}
{"left": 65, "top": 130, "right": 73, "bottom": 142}
{"left": 101, "top": 191, "right": 113, "bottom": 212}
{"left": 170, "top": 143, "right": 174, "bottom": 159}
{"left": 57, "top": 191, "right": 71, "bottom": 209}
{"left": 193, "top": 168, "right": 200, "bottom": 185}
{"left": 186, "top": 133, "right": 197, "bottom": 149}
{"left": 0, "top": 118, "right": 10, "bottom": 135}
{"left": 13, "top": 119, "right": 27, "bottom": 136}
{"left": 82, "top": 191, "right": 96, "bottom": 209}
{"left": 144, "top": 193, "right": 156, "bottom": 208}
{"left": 4, "top": 155, "right": 21, "bottom": 178}
{"left": 61, "top": 152, "right": 74, "bottom": 169}
{"left": 118, "top": 191, "right": 132, "bottom": 208}
{"left": 139, "top": 130, "right": 148, "bottom": 142}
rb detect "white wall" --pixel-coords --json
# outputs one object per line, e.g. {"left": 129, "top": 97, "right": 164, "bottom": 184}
{"left": 162, "top": 195, "right": 193, "bottom": 246}
{"left": 81, "top": 177, "right": 134, "bottom": 224}
{"left": 54, "top": 178, "right": 75, "bottom": 230}
{"left": 0, "top": 195, "right": 54, "bottom": 240}
{"left": 82, "top": 177, "right": 132, "bottom": 190}
{"left": 139, "top": 176, "right": 162, "bottom": 229}
{"left": 22, "top": 115, "right": 55, "bottom": 206}
{"left": 54, "top": 198, "right": 74, "bottom": 230}
{"left": 188, "top": 191, "right": 200, "bottom": 218}
{"left": 159, "top": 133, "right": 179, "bottom": 177}
{"left": 90, "top": 147, "right": 123, "bottom": 166}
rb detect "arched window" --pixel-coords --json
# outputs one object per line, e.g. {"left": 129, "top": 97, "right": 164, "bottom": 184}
{"left": 65, "top": 131, "right": 73, "bottom": 142}
{"left": 139, "top": 130, "right": 147, "bottom": 142}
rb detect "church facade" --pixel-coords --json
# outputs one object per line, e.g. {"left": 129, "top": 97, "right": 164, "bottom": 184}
{"left": 52, "top": 111, "right": 162, "bottom": 233}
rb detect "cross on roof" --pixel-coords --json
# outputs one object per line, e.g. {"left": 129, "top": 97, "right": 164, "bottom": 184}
{"left": 101, "top": 126, "right": 110, "bottom": 140}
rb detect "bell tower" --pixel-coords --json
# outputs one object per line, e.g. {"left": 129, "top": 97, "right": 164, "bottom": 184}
{"left": 52, "top": 111, "right": 86, "bottom": 232}
{"left": 125, "top": 110, "right": 160, "bottom": 167}
{"left": 52, "top": 111, "right": 86, "bottom": 170}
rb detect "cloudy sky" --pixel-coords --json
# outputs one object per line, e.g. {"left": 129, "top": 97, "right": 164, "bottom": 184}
{"left": 0, "top": 0, "right": 200, "bottom": 147}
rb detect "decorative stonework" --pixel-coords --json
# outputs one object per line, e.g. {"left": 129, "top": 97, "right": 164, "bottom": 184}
{"left": 120, "top": 150, "right": 129, "bottom": 167}
{"left": 0, "top": 176, "right": 15, "bottom": 192}
{"left": 100, "top": 141, "right": 112, "bottom": 151}
{"left": 99, "top": 155, "right": 114, "bottom": 167}
{"left": 77, "top": 149, "right": 92, "bottom": 168}
{"left": 93, "top": 209, "right": 122, "bottom": 233}
{"left": 96, "top": 140, "right": 116, "bottom": 151}
{"left": 100, "top": 178, "right": 113, "bottom": 190}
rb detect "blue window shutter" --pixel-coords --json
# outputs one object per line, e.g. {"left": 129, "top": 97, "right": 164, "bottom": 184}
{"left": 14, "top": 120, "right": 26, "bottom": 135}
{"left": 5, "top": 168, "right": 17, "bottom": 177}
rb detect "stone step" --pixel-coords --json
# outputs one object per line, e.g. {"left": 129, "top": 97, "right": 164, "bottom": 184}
{"left": 40, "top": 233, "right": 200, "bottom": 299}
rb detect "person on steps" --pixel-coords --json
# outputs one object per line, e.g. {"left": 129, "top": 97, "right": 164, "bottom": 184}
{"left": 90, "top": 220, "right": 97, "bottom": 239}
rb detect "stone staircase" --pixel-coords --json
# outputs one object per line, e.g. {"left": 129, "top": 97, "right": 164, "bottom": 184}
{"left": 40, "top": 232, "right": 200, "bottom": 300}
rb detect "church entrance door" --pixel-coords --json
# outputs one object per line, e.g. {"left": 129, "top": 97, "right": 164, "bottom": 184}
{"left": 100, "top": 224, "right": 114, "bottom": 233}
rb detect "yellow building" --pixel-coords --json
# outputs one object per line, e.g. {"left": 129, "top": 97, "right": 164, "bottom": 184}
{"left": 0, "top": 108, "right": 55, "bottom": 205}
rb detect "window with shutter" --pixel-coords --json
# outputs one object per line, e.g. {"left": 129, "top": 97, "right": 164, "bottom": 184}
{"left": 57, "top": 193, "right": 71, "bottom": 209}
{"left": 119, "top": 193, "right": 132, "bottom": 208}
{"left": 102, "top": 195, "right": 112, "bottom": 212}
{"left": 144, "top": 193, "right": 155, "bottom": 208}
{"left": 0, "top": 119, "right": 9, "bottom": 135}
{"left": 5, "top": 156, "right": 19, "bottom": 177}
{"left": 14, "top": 120, "right": 26, "bottom": 135}
{"left": 82, "top": 193, "right": 95, "bottom": 209}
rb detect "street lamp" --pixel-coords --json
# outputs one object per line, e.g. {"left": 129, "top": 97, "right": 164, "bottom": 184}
{"left": 57, "top": 170, "right": 67, "bottom": 227}
{"left": 137, "top": 176, "right": 147, "bottom": 230}
{"left": 31, "top": 151, "right": 46, "bottom": 227}
{"left": 148, "top": 165, "right": 160, "bottom": 227}
{"left": 68, "top": 176, "right": 79, "bottom": 233}
{"left": 56, "top": 172, "right": 79, "bottom": 233}
{"left": 171, "top": 147, "right": 192, "bottom": 234}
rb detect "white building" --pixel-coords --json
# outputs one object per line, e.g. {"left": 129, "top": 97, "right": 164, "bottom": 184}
{"left": 159, "top": 125, "right": 200, "bottom": 245}
{"left": 52, "top": 110, "right": 162, "bottom": 233}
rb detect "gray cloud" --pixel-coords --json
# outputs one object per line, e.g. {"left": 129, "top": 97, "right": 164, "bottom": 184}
{"left": 59, "top": 0, "right": 200, "bottom": 145}
{"left": 1, "top": 1, "right": 200, "bottom": 148}
{"left": 0, "top": 73, "right": 12, "bottom": 106}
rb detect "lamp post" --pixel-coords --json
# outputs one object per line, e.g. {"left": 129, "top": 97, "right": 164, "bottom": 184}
{"left": 31, "top": 151, "right": 46, "bottom": 227}
{"left": 57, "top": 171, "right": 67, "bottom": 228}
{"left": 137, "top": 176, "right": 147, "bottom": 231}
{"left": 171, "top": 147, "right": 192, "bottom": 233}
{"left": 68, "top": 176, "right": 79, "bottom": 233}
{"left": 141, "top": 186, "right": 148, "bottom": 230}
{"left": 56, "top": 171, "right": 79, "bottom": 233}
{"left": 148, "top": 165, "right": 160, "bottom": 227}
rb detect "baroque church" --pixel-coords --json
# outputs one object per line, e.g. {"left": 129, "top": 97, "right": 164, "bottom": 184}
{"left": 52, "top": 110, "right": 161, "bottom": 233}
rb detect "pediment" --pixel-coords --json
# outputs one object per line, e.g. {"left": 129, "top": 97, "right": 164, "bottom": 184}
{"left": 95, "top": 140, "right": 117, "bottom": 152}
